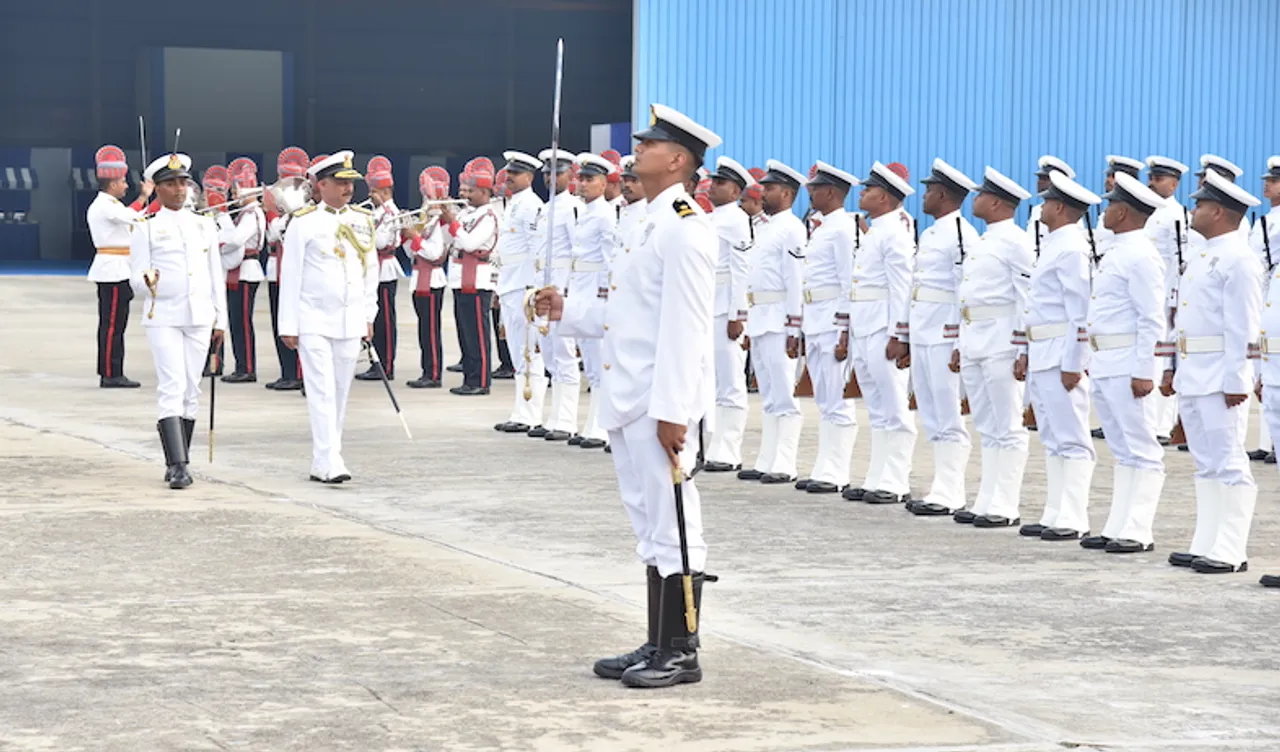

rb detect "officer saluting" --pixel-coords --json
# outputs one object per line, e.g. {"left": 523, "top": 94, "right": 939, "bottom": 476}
{"left": 1163, "top": 171, "right": 1263, "bottom": 574}
{"left": 535, "top": 104, "right": 719, "bottom": 689}
{"left": 129, "top": 152, "right": 227, "bottom": 489}
{"left": 278, "top": 151, "right": 379, "bottom": 484}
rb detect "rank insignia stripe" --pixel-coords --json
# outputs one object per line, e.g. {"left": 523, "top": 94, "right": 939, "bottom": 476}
{"left": 673, "top": 198, "right": 696, "bottom": 218}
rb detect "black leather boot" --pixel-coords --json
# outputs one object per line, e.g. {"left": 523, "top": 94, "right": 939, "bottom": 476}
{"left": 621, "top": 572, "right": 715, "bottom": 688}
{"left": 158, "top": 417, "right": 193, "bottom": 489}
{"left": 593, "top": 566, "right": 661, "bottom": 679}
{"left": 166, "top": 418, "right": 196, "bottom": 482}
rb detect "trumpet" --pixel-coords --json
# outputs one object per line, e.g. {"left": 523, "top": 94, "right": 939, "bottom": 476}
{"left": 353, "top": 198, "right": 375, "bottom": 210}
{"left": 384, "top": 199, "right": 468, "bottom": 226}
{"left": 195, "top": 177, "right": 310, "bottom": 218}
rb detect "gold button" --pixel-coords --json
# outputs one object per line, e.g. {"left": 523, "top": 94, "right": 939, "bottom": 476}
{"left": 611, "top": 285, "right": 617, "bottom": 291}
{"left": 1091, "top": 295, "right": 1096, "bottom": 300}
{"left": 603, "top": 324, "right": 609, "bottom": 331}
{"left": 1182, "top": 301, "right": 1188, "bottom": 306}
{"left": 603, "top": 363, "right": 611, "bottom": 370}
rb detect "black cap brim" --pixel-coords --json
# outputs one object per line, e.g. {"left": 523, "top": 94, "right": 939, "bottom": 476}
{"left": 807, "top": 172, "right": 852, "bottom": 192}
{"left": 633, "top": 122, "right": 707, "bottom": 163}
{"left": 865, "top": 172, "right": 906, "bottom": 202}
{"left": 1190, "top": 184, "right": 1247, "bottom": 214}
{"left": 1101, "top": 186, "right": 1158, "bottom": 215}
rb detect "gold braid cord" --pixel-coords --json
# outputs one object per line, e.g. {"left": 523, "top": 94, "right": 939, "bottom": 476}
{"left": 335, "top": 220, "right": 375, "bottom": 271}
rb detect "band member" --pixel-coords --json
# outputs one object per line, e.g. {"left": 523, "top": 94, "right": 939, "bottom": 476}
{"left": 1080, "top": 173, "right": 1168, "bottom": 553}
{"left": 440, "top": 161, "right": 500, "bottom": 395}
{"left": 702, "top": 157, "right": 754, "bottom": 472}
{"left": 220, "top": 157, "right": 267, "bottom": 383}
{"left": 954, "top": 168, "right": 1034, "bottom": 527}
{"left": 358, "top": 156, "right": 402, "bottom": 381}
{"left": 492, "top": 151, "right": 548, "bottom": 434}
{"left": 198, "top": 166, "right": 232, "bottom": 377}
{"left": 740, "top": 160, "right": 806, "bottom": 483}
{"left": 1018, "top": 172, "right": 1099, "bottom": 541}
{"left": 534, "top": 103, "right": 719, "bottom": 689}
{"left": 1026, "top": 156, "right": 1076, "bottom": 246}
{"left": 129, "top": 152, "right": 226, "bottom": 488}
{"left": 87, "top": 145, "right": 152, "bottom": 388}
{"left": 1164, "top": 171, "right": 1262, "bottom": 574}
{"left": 405, "top": 167, "right": 451, "bottom": 388}
{"left": 489, "top": 168, "right": 516, "bottom": 380}
{"left": 567, "top": 152, "right": 619, "bottom": 446}
{"left": 534, "top": 148, "right": 586, "bottom": 441}
{"left": 602, "top": 149, "right": 624, "bottom": 208}
{"left": 907, "top": 160, "right": 981, "bottom": 516}
{"left": 278, "top": 152, "right": 379, "bottom": 483}
{"left": 1144, "top": 155, "right": 1192, "bottom": 443}
{"left": 792, "top": 161, "right": 857, "bottom": 493}
{"left": 264, "top": 147, "right": 310, "bottom": 391}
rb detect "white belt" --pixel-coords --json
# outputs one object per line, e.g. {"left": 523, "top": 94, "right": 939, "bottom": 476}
{"left": 848, "top": 286, "right": 889, "bottom": 302}
{"left": 961, "top": 304, "right": 1015, "bottom": 323}
{"left": 715, "top": 271, "right": 732, "bottom": 287}
{"left": 1027, "top": 322, "right": 1070, "bottom": 342}
{"left": 1262, "top": 337, "right": 1280, "bottom": 354}
{"left": 748, "top": 290, "right": 784, "bottom": 306}
{"left": 501, "top": 252, "right": 528, "bottom": 265}
{"left": 572, "top": 260, "right": 607, "bottom": 272}
{"left": 1178, "top": 335, "right": 1224, "bottom": 354}
{"left": 803, "top": 286, "right": 841, "bottom": 304}
{"left": 912, "top": 286, "right": 956, "bottom": 304}
{"left": 535, "top": 257, "right": 572, "bottom": 271}
{"left": 1089, "top": 333, "right": 1137, "bottom": 351}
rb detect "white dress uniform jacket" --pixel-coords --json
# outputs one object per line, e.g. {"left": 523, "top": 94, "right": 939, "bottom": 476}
{"left": 496, "top": 187, "right": 545, "bottom": 296}
{"left": 1145, "top": 196, "right": 1190, "bottom": 308}
{"left": 129, "top": 207, "right": 227, "bottom": 331}
{"left": 557, "top": 183, "right": 715, "bottom": 576}
{"left": 278, "top": 204, "right": 380, "bottom": 340}
{"left": 536, "top": 190, "right": 586, "bottom": 289}
{"left": 407, "top": 217, "right": 449, "bottom": 291}
{"left": 711, "top": 202, "right": 752, "bottom": 322}
{"left": 447, "top": 203, "right": 499, "bottom": 292}
{"left": 1249, "top": 205, "right": 1280, "bottom": 286}
{"left": 1025, "top": 224, "right": 1091, "bottom": 375}
{"left": 745, "top": 210, "right": 805, "bottom": 338}
{"left": 909, "top": 210, "right": 979, "bottom": 346}
{"left": 87, "top": 192, "right": 144, "bottom": 282}
{"left": 958, "top": 219, "right": 1034, "bottom": 359}
{"left": 218, "top": 205, "right": 267, "bottom": 283}
{"left": 614, "top": 198, "right": 649, "bottom": 273}
{"left": 849, "top": 211, "right": 913, "bottom": 339}
{"left": 372, "top": 199, "right": 406, "bottom": 281}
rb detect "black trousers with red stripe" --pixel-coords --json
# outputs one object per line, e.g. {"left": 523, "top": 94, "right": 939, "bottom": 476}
{"left": 454, "top": 289, "right": 493, "bottom": 389}
{"left": 413, "top": 287, "right": 446, "bottom": 381}
{"left": 372, "top": 280, "right": 398, "bottom": 377}
{"left": 226, "top": 281, "right": 259, "bottom": 375}
{"left": 268, "top": 281, "right": 301, "bottom": 381}
{"left": 96, "top": 280, "right": 132, "bottom": 378}
{"left": 492, "top": 304, "right": 513, "bottom": 371}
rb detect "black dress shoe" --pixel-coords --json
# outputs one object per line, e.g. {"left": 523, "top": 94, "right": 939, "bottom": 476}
{"left": 703, "top": 461, "right": 740, "bottom": 472}
{"left": 544, "top": 430, "right": 572, "bottom": 441}
{"left": 759, "top": 473, "right": 794, "bottom": 484}
{"left": 276, "top": 379, "right": 303, "bottom": 391}
{"left": 1080, "top": 535, "right": 1112, "bottom": 550}
{"left": 100, "top": 375, "right": 141, "bottom": 388}
{"left": 407, "top": 377, "right": 442, "bottom": 388}
{"left": 449, "top": 385, "right": 490, "bottom": 395}
{"left": 322, "top": 473, "right": 352, "bottom": 484}
{"left": 737, "top": 469, "right": 764, "bottom": 481}
{"left": 221, "top": 371, "right": 256, "bottom": 383}
{"left": 580, "top": 438, "right": 608, "bottom": 450}
{"left": 972, "top": 514, "right": 1020, "bottom": 528}
{"left": 866, "top": 490, "right": 909, "bottom": 505}
{"left": 1157, "top": 435, "right": 1171, "bottom": 446}
{"left": 1192, "top": 558, "right": 1247, "bottom": 574}
{"left": 953, "top": 509, "right": 977, "bottom": 524}
{"left": 491, "top": 366, "right": 516, "bottom": 380}
{"left": 1176, "top": 444, "right": 1189, "bottom": 452}
{"left": 1248, "top": 448, "right": 1269, "bottom": 461}
{"left": 1106, "top": 539, "right": 1154, "bottom": 554}
{"left": 909, "top": 501, "right": 954, "bottom": 516}
{"left": 794, "top": 478, "right": 810, "bottom": 490}
{"left": 1091, "top": 427, "right": 1105, "bottom": 439}
{"left": 842, "top": 486, "right": 866, "bottom": 502}
{"left": 503, "top": 422, "right": 531, "bottom": 433}
{"left": 1168, "top": 552, "right": 1197, "bottom": 568}
{"left": 604, "top": 444, "right": 612, "bottom": 454}
{"left": 527, "top": 425, "right": 549, "bottom": 438}
{"left": 1260, "top": 574, "right": 1280, "bottom": 588}
{"left": 446, "top": 362, "right": 464, "bottom": 373}
{"left": 806, "top": 481, "right": 840, "bottom": 494}
{"left": 568, "top": 435, "right": 584, "bottom": 446}
{"left": 1267, "top": 451, "right": 1277, "bottom": 465}
{"left": 1041, "top": 527, "right": 1087, "bottom": 541}
{"left": 355, "top": 368, "right": 384, "bottom": 381}
{"left": 1019, "top": 523, "right": 1046, "bottom": 537}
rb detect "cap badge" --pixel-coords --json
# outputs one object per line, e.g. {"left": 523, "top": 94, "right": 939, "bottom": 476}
{"left": 649, "top": 105, "right": 657, "bottom": 127}
{"left": 167, "top": 154, "right": 181, "bottom": 170}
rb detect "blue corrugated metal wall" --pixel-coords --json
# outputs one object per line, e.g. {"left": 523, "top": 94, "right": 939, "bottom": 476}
{"left": 634, "top": 0, "right": 1279, "bottom": 219}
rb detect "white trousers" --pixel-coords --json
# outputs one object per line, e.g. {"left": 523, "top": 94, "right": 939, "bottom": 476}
{"left": 960, "top": 353, "right": 1027, "bottom": 452}
{"left": 147, "top": 325, "right": 212, "bottom": 420}
{"left": 750, "top": 331, "right": 800, "bottom": 416}
{"left": 501, "top": 289, "right": 544, "bottom": 378}
{"left": 910, "top": 341, "right": 968, "bottom": 445}
{"left": 806, "top": 331, "right": 856, "bottom": 426}
{"left": 850, "top": 329, "right": 914, "bottom": 433}
{"left": 714, "top": 314, "right": 748, "bottom": 409}
{"left": 1181, "top": 393, "right": 1256, "bottom": 565}
{"left": 1253, "top": 392, "right": 1272, "bottom": 450}
{"left": 1092, "top": 376, "right": 1163, "bottom": 472}
{"left": 1264, "top": 386, "right": 1280, "bottom": 472}
{"left": 608, "top": 416, "right": 707, "bottom": 577}
{"left": 538, "top": 323, "right": 580, "bottom": 386}
{"left": 1028, "top": 368, "right": 1095, "bottom": 461}
{"left": 298, "top": 334, "right": 361, "bottom": 478}
{"left": 1153, "top": 390, "right": 1178, "bottom": 438}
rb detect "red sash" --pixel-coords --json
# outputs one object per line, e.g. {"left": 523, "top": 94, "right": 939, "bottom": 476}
{"left": 410, "top": 228, "right": 446, "bottom": 294}
{"left": 456, "top": 210, "right": 496, "bottom": 294}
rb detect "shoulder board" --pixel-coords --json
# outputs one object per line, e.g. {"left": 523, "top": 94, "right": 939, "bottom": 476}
{"left": 292, "top": 205, "right": 317, "bottom": 218}
{"left": 136, "top": 214, "right": 151, "bottom": 223}
{"left": 351, "top": 204, "right": 373, "bottom": 216}
{"left": 673, "top": 198, "right": 696, "bottom": 218}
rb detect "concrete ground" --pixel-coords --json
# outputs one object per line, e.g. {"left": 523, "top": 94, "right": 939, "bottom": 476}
{"left": 0, "top": 276, "right": 1278, "bottom": 752}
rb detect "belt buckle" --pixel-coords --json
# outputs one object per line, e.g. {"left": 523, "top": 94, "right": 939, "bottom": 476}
{"left": 1178, "top": 337, "right": 1187, "bottom": 356}
{"left": 912, "top": 286, "right": 921, "bottom": 301}
{"left": 1089, "top": 334, "right": 1099, "bottom": 352}
{"left": 803, "top": 290, "right": 814, "bottom": 304}
{"left": 961, "top": 307, "right": 971, "bottom": 324}
{"left": 1263, "top": 338, "right": 1271, "bottom": 355}
{"left": 747, "top": 291, "right": 756, "bottom": 306}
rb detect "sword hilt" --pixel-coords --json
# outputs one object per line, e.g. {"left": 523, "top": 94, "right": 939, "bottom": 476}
{"left": 682, "top": 574, "right": 697, "bottom": 633}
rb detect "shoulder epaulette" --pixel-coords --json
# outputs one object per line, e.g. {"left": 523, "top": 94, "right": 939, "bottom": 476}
{"left": 673, "top": 198, "right": 696, "bottom": 218}
{"left": 292, "top": 205, "right": 317, "bottom": 218}
{"left": 351, "top": 204, "right": 373, "bottom": 216}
